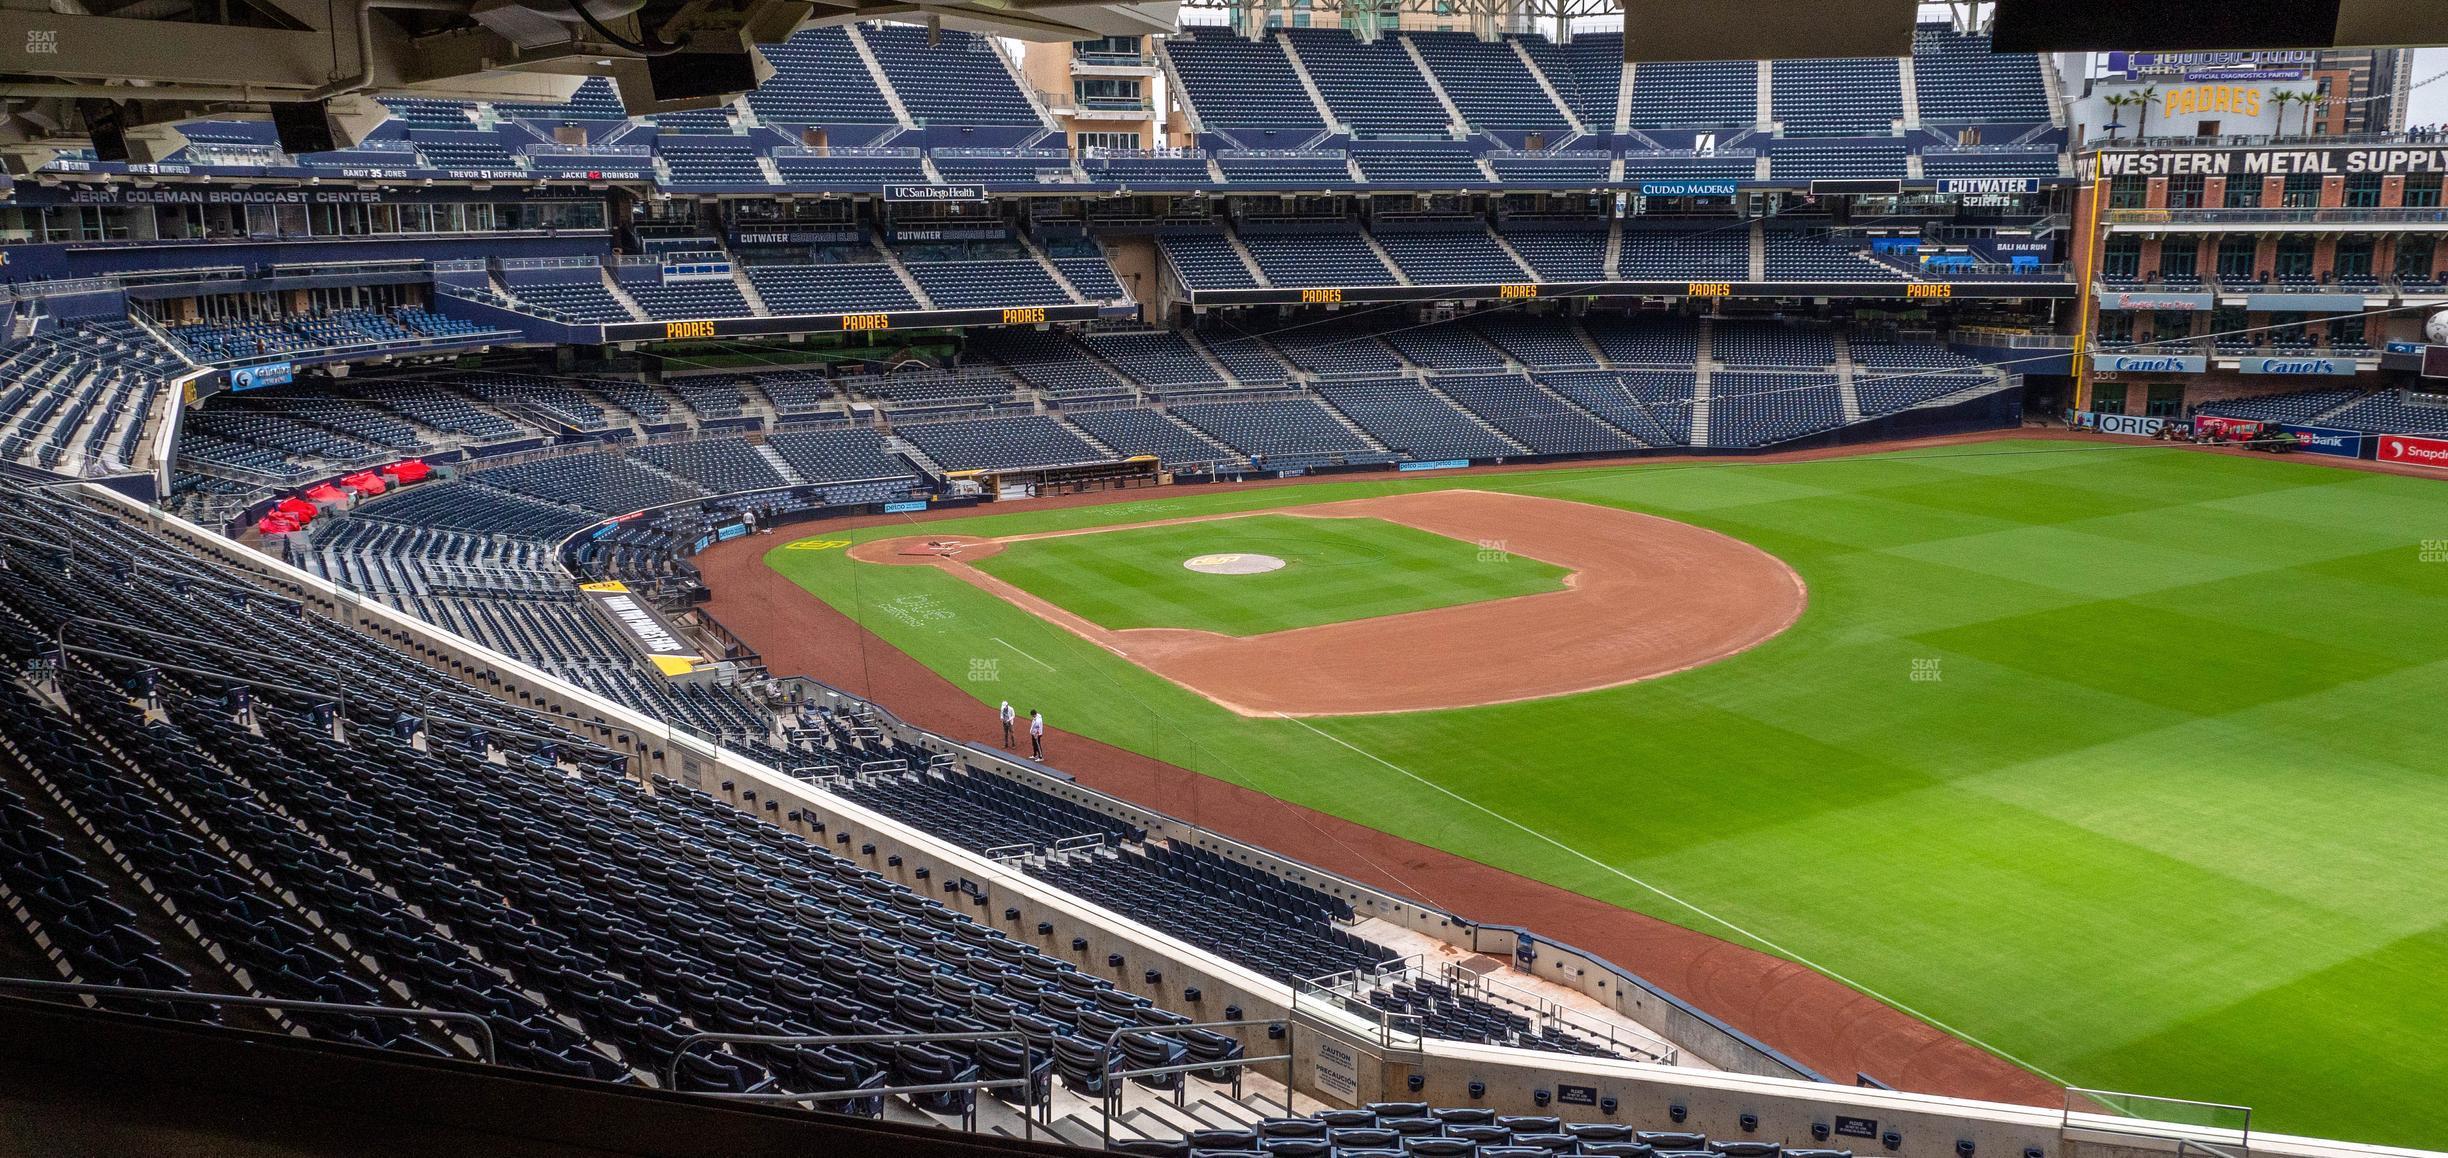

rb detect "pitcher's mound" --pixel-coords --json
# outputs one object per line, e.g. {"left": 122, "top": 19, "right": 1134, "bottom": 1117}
{"left": 1183, "top": 553, "right": 1287, "bottom": 575}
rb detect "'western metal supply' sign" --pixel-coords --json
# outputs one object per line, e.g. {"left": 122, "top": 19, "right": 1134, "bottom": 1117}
{"left": 2095, "top": 146, "right": 2448, "bottom": 178}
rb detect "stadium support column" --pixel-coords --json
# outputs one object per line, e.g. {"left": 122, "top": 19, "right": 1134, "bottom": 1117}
{"left": 2071, "top": 169, "right": 2107, "bottom": 413}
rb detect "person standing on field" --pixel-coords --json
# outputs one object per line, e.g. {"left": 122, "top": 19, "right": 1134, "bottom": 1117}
{"left": 999, "top": 699, "right": 1016, "bottom": 748}
{"left": 1029, "top": 710, "right": 1045, "bottom": 760}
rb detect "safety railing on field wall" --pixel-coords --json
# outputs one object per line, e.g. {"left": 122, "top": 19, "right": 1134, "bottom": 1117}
{"left": 2064, "top": 1087, "right": 2251, "bottom": 1152}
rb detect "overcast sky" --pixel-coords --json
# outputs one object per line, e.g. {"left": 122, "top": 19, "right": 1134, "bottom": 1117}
{"left": 2409, "top": 47, "right": 2448, "bottom": 126}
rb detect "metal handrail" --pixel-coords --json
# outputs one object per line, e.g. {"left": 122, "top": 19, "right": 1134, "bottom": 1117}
{"left": 0, "top": 976, "right": 497, "bottom": 1063}
{"left": 661, "top": 1028, "right": 1040, "bottom": 1137}
{"left": 1098, "top": 1018, "right": 1295, "bottom": 1148}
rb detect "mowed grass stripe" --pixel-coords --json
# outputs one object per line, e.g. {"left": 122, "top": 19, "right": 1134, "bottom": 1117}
{"left": 767, "top": 442, "right": 2448, "bottom": 1147}
{"left": 969, "top": 514, "right": 1569, "bottom": 636}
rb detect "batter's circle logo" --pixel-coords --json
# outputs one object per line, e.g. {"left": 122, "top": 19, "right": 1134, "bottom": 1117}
{"left": 785, "top": 538, "right": 855, "bottom": 551}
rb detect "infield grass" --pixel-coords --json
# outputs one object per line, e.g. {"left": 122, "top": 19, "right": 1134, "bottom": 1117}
{"left": 967, "top": 513, "right": 1570, "bottom": 635}
{"left": 767, "top": 443, "right": 2448, "bottom": 1148}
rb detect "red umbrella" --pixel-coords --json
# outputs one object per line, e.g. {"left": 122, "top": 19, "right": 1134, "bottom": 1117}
{"left": 387, "top": 459, "right": 432, "bottom": 483}
{"left": 305, "top": 483, "right": 346, "bottom": 504}
{"left": 274, "top": 498, "right": 317, "bottom": 520}
{"left": 341, "top": 472, "right": 386, "bottom": 496}
{"left": 257, "top": 513, "right": 300, "bottom": 534}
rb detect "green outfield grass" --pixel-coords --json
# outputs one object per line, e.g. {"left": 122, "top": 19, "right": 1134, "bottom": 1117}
{"left": 765, "top": 443, "right": 2448, "bottom": 1149}
{"left": 967, "top": 513, "right": 1569, "bottom": 636}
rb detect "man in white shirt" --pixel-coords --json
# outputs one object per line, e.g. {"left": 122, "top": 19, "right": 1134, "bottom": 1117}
{"left": 999, "top": 700, "right": 1016, "bottom": 748}
{"left": 1028, "top": 710, "right": 1045, "bottom": 760}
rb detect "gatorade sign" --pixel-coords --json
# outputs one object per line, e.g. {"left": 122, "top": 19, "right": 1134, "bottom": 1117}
{"left": 2377, "top": 433, "right": 2448, "bottom": 469}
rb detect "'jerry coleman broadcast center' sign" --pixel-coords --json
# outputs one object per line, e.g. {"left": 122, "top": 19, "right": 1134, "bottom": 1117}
{"left": 2096, "top": 146, "right": 2448, "bottom": 178}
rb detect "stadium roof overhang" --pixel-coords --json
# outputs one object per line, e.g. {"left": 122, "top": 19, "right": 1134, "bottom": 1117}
{"left": 0, "top": 0, "right": 1174, "bottom": 169}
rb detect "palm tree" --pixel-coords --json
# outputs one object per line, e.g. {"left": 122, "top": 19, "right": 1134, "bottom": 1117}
{"left": 2265, "top": 91, "right": 2292, "bottom": 137}
{"left": 2102, "top": 92, "right": 2140, "bottom": 140}
{"left": 2132, "top": 84, "right": 2160, "bottom": 140}
{"left": 2304, "top": 92, "right": 2333, "bottom": 137}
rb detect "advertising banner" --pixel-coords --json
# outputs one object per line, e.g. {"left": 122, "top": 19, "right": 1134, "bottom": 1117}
{"left": 884, "top": 183, "right": 987, "bottom": 202}
{"left": 2107, "top": 291, "right": 2212, "bottom": 312}
{"left": 2377, "top": 433, "right": 2448, "bottom": 469}
{"left": 2239, "top": 355, "right": 2358, "bottom": 376}
{"left": 2243, "top": 294, "right": 2366, "bottom": 314}
{"left": 2192, "top": 414, "right": 2264, "bottom": 440}
{"left": 2075, "top": 412, "right": 2183, "bottom": 438}
{"left": 2095, "top": 146, "right": 2448, "bottom": 178}
{"left": 2281, "top": 424, "right": 2368, "bottom": 458}
{"left": 1935, "top": 178, "right": 2041, "bottom": 195}
{"left": 1636, "top": 179, "right": 1739, "bottom": 197}
{"left": 2091, "top": 353, "right": 2205, "bottom": 374}
{"left": 228, "top": 362, "right": 295, "bottom": 391}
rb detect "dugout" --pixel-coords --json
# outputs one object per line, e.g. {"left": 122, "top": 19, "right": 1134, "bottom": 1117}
{"left": 950, "top": 456, "right": 1164, "bottom": 499}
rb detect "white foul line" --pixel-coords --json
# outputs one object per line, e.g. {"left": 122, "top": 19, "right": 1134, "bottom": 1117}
{"left": 992, "top": 636, "right": 1059, "bottom": 672}
{"left": 1277, "top": 712, "right": 2074, "bottom": 1087}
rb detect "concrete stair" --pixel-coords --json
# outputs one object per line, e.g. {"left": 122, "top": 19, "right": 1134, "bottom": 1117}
{"left": 598, "top": 270, "right": 649, "bottom": 321}
{"left": 1060, "top": 415, "right": 1121, "bottom": 456}
{"left": 1897, "top": 56, "right": 1921, "bottom": 130}
{"left": 1310, "top": 390, "right": 1394, "bottom": 453}
{"left": 1614, "top": 60, "right": 1634, "bottom": 134}
{"left": 1398, "top": 34, "right": 1472, "bottom": 138}
{"left": 1151, "top": 407, "right": 1247, "bottom": 462}
{"left": 845, "top": 26, "right": 918, "bottom": 128}
{"left": 1570, "top": 319, "right": 1613, "bottom": 366}
{"left": 1515, "top": 37, "right": 1586, "bottom": 135}
{"left": 882, "top": 432, "right": 945, "bottom": 475}
{"left": 1419, "top": 376, "right": 1532, "bottom": 454}
{"left": 876, "top": 235, "right": 936, "bottom": 309}
{"left": 1357, "top": 232, "right": 1414, "bottom": 286}
{"left": 729, "top": 267, "right": 772, "bottom": 315}
{"left": 1014, "top": 232, "right": 1087, "bottom": 304}
{"left": 1535, "top": 375, "right": 1649, "bottom": 446}
{"left": 1691, "top": 325, "right": 1716, "bottom": 446}
{"left": 1485, "top": 228, "right": 1538, "bottom": 281}
{"left": 1831, "top": 332, "right": 1865, "bottom": 422}
{"left": 1224, "top": 232, "right": 1275, "bottom": 289}
{"left": 752, "top": 441, "right": 806, "bottom": 484}
{"left": 1275, "top": 33, "right": 1347, "bottom": 134}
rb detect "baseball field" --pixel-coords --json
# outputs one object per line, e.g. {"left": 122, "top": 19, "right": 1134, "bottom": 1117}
{"left": 756, "top": 439, "right": 2448, "bottom": 1148}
